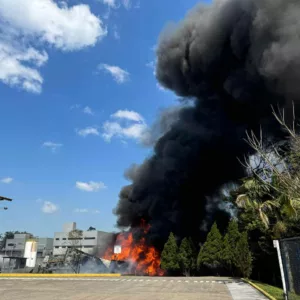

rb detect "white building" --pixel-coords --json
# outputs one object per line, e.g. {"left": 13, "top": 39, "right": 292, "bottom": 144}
{"left": 53, "top": 222, "right": 114, "bottom": 257}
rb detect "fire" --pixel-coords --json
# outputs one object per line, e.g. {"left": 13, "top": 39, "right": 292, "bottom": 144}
{"left": 103, "top": 220, "right": 164, "bottom": 276}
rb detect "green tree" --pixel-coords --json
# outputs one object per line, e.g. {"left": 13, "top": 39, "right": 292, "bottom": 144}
{"left": 161, "top": 232, "right": 180, "bottom": 274}
{"left": 222, "top": 220, "right": 241, "bottom": 275}
{"left": 235, "top": 231, "right": 252, "bottom": 278}
{"left": 179, "top": 237, "right": 197, "bottom": 276}
{"left": 197, "top": 222, "right": 223, "bottom": 271}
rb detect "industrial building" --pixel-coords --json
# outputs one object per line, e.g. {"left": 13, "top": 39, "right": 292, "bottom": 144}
{"left": 1, "top": 233, "right": 53, "bottom": 271}
{"left": 53, "top": 222, "right": 114, "bottom": 257}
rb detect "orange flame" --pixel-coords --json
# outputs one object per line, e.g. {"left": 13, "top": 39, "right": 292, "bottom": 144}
{"left": 103, "top": 220, "right": 164, "bottom": 276}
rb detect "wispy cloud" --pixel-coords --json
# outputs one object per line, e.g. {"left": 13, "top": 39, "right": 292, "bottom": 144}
{"left": 102, "top": 109, "right": 148, "bottom": 143}
{"left": 76, "top": 181, "right": 107, "bottom": 192}
{"left": 156, "top": 82, "right": 167, "bottom": 92}
{"left": 100, "top": 0, "right": 133, "bottom": 9}
{"left": 93, "top": 209, "right": 101, "bottom": 214}
{"left": 74, "top": 208, "right": 89, "bottom": 213}
{"left": 42, "top": 141, "right": 63, "bottom": 152}
{"left": 70, "top": 104, "right": 81, "bottom": 110}
{"left": 113, "top": 26, "right": 120, "bottom": 40}
{"left": 83, "top": 106, "right": 94, "bottom": 115}
{"left": 76, "top": 127, "right": 99, "bottom": 137}
{"left": 98, "top": 64, "right": 129, "bottom": 84}
{"left": 42, "top": 201, "right": 59, "bottom": 214}
{"left": 1, "top": 177, "right": 13, "bottom": 184}
{"left": 112, "top": 110, "right": 144, "bottom": 122}
{"left": 0, "top": 0, "right": 106, "bottom": 93}
{"left": 101, "top": 0, "right": 117, "bottom": 8}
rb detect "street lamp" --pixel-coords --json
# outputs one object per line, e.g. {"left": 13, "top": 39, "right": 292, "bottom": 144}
{"left": 0, "top": 196, "right": 12, "bottom": 202}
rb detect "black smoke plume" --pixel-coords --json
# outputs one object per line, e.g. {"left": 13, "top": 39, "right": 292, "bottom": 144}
{"left": 114, "top": 0, "right": 300, "bottom": 249}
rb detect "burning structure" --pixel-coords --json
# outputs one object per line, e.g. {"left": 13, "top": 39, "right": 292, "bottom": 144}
{"left": 103, "top": 0, "right": 300, "bottom": 275}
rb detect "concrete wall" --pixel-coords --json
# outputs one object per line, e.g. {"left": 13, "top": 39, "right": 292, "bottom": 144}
{"left": 53, "top": 231, "right": 114, "bottom": 257}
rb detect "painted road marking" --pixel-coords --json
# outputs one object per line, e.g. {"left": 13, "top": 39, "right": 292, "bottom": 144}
{"left": 0, "top": 277, "right": 239, "bottom": 285}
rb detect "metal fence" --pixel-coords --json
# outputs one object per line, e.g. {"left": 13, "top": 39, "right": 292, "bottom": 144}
{"left": 280, "top": 237, "right": 300, "bottom": 300}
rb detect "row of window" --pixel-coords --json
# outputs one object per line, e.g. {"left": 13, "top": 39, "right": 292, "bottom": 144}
{"left": 55, "top": 237, "right": 95, "bottom": 241}
{"left": 54, "top": 246, "right": 94, "bottom": 249}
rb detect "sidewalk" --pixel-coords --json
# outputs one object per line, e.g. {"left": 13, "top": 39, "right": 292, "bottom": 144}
{"left": 226, "top": 281, "right": 268, "bottom": 300}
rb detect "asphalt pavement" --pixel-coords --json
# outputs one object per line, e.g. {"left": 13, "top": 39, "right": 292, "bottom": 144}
{"left": 0, "top": 276, "right": 266, "bottom": 300}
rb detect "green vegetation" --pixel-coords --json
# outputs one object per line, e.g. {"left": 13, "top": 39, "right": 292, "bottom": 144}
{"left": 235, "top": 232, "right": 252, "bottom": 278}
{"left": 197, "top": 222, "right": 223, "bottom": 270}
{"left": 251, "top": 281, "right": 300, "bottom": 300}
{"left": 178, "top": 237, "right": 196, "bottom": 276}
{"left": 222, "top": 220, "right": 240, "bottom": 275}
{"left": 161, "top": 232, "right": 180, "bottom": 273}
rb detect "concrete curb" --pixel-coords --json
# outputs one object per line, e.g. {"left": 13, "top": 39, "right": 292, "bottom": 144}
{"left": 0, "top": 273, "right": 121, "bottom": 277}
{"left": 242, "top": 278, "right": 277, "bottom": 300}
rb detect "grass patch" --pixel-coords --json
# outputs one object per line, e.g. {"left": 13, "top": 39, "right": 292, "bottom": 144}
{"left": 251, "top": 281, "right": 300, "bottom": 300}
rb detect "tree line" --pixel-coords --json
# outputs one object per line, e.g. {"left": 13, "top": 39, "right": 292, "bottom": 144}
{"left": 160, "top": 220, "right": 252, "bottom": 278}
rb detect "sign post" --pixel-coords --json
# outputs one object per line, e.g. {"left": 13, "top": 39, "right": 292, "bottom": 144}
{"left": 273, "top": 240, "right": 288, "bottom": 300}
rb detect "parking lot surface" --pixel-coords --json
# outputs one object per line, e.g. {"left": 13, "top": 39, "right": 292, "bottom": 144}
{"left": 0, "top": 276, "right": 235, "bottom": 300}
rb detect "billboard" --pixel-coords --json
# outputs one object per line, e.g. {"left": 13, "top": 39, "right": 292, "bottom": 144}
{"left": 114, "top": 245, "right": 122, "bottom": 254}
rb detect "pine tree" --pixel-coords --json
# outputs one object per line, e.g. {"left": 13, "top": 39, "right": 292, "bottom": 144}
{"left": 222, "top": 220, "right": 241, "bottom": 274}
{"left": 179, "top": 237, "right": 197, "bottom": 276}
{"left": 161, "top": 232, "right": 180, "bottom": 273}
{"left": 197, "top": 222, "right": 223, "bottom": 270}
{"left": 235, "top": 231, "right": 252, "bottom": 278}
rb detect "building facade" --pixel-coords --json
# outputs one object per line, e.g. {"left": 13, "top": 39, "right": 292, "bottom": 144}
{"left": 3, "top": 234, "right": 54, "bottom": 257}
{"left": 53, "top": 223, "right": 114, "bottom": 257}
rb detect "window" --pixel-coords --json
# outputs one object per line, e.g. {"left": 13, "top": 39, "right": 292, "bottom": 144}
{"left": 62, "top": 238, "right": 67, "bottom": 240}
{"left": 84, "top": 237, "right": 95, "bottom": 240}
{"left": 55, "top": 238, "right": 59, "bottom": 240}
{"left": 54, "top": 246, "right": 59, "bottom": 249}
{"left": 84, "top": 246, "right": 93, "bottom": 248}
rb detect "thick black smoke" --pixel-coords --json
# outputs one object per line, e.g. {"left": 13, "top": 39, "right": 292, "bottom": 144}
{"left": 114, "top": 0, "right": 300, "bottom": 249}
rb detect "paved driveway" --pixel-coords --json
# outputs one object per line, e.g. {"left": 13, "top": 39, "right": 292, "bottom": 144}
{"left": 0, "top": 277, "right": 232, "bottom": 300}
{"left": 0, "top": 277, "right": 266, "bottom": 300}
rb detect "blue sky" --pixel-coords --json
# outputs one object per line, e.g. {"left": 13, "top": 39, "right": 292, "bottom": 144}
{"left": 0, "top": 0, "right": 200, "bottom": 237}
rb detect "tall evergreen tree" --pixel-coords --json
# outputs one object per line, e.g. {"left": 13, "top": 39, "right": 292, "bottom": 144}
{"left": 235, "top": 231, "right": 253, "bottom": 278}
{"left": 197, "top": 222, "right": 223, "bottom": 271}
{"left": 179, "top": 237, "right": 197, "bottom": 276}
{"left": 222, "top": 220, "right": 241, "bottom": 274}
{"left": 161, "top": 232, "right": 180, "bottom": 273}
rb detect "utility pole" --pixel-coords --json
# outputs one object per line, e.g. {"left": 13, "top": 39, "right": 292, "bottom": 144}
{"left": 0, "top": 196, "right": 12, "bottom": 212}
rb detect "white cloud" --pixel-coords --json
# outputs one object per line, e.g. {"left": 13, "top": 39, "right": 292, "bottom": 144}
{"left": 0, "top": 42, "right": 48, "bottom": 93}
{"left": 98, "top": 64, "right": 129, "bottom": 84}
{"left": 83, "top": 106, "right": 94, "bottom": 115}
{"left": 43, "top": 141, "right": 63, "bottom": 152}
{"left": 122, "top": 0, "right": 131, "bottom": 9}
{"left": 76, "top": 126, "right": 99, "bottom": 137}
{"left": 0, "top": 0, "right": 106, "bottom": 51}
{"left": 101, "top": 0, "right": 117, "bottom": 8}
{"left": 156, "top": 82, "right": 167, "bottom": 92}
{"left": 74, "top": 208, "right": 89, "bottom": 213}
{"left": 102, "top": 110, "right": 148, "bottom": 143}
{"left": 1, "top": 177, "right": 13, "bottom": 184}
{"left": 0, "top": 0, "right": 106, "bottom": 92}
{"left": 76, "top": 181, "right": 107, "bottom": 192}
{"left": 112, "top": 110, "right": 144, "bottom": 122}
{"left": 42, "top": 201, "right": 59, "bottom": 214}
{"left": 101, "top": 0, "right": 132, "bottom": 9}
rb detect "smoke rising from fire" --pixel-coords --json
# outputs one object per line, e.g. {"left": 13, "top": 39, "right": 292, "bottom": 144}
{"left": 114, "top": 0, "right": 300, "bottom": 248}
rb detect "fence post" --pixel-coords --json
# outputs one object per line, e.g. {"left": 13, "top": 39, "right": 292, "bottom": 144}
{"left": 273, "top": 240, "right": 288, "bottom": 300}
